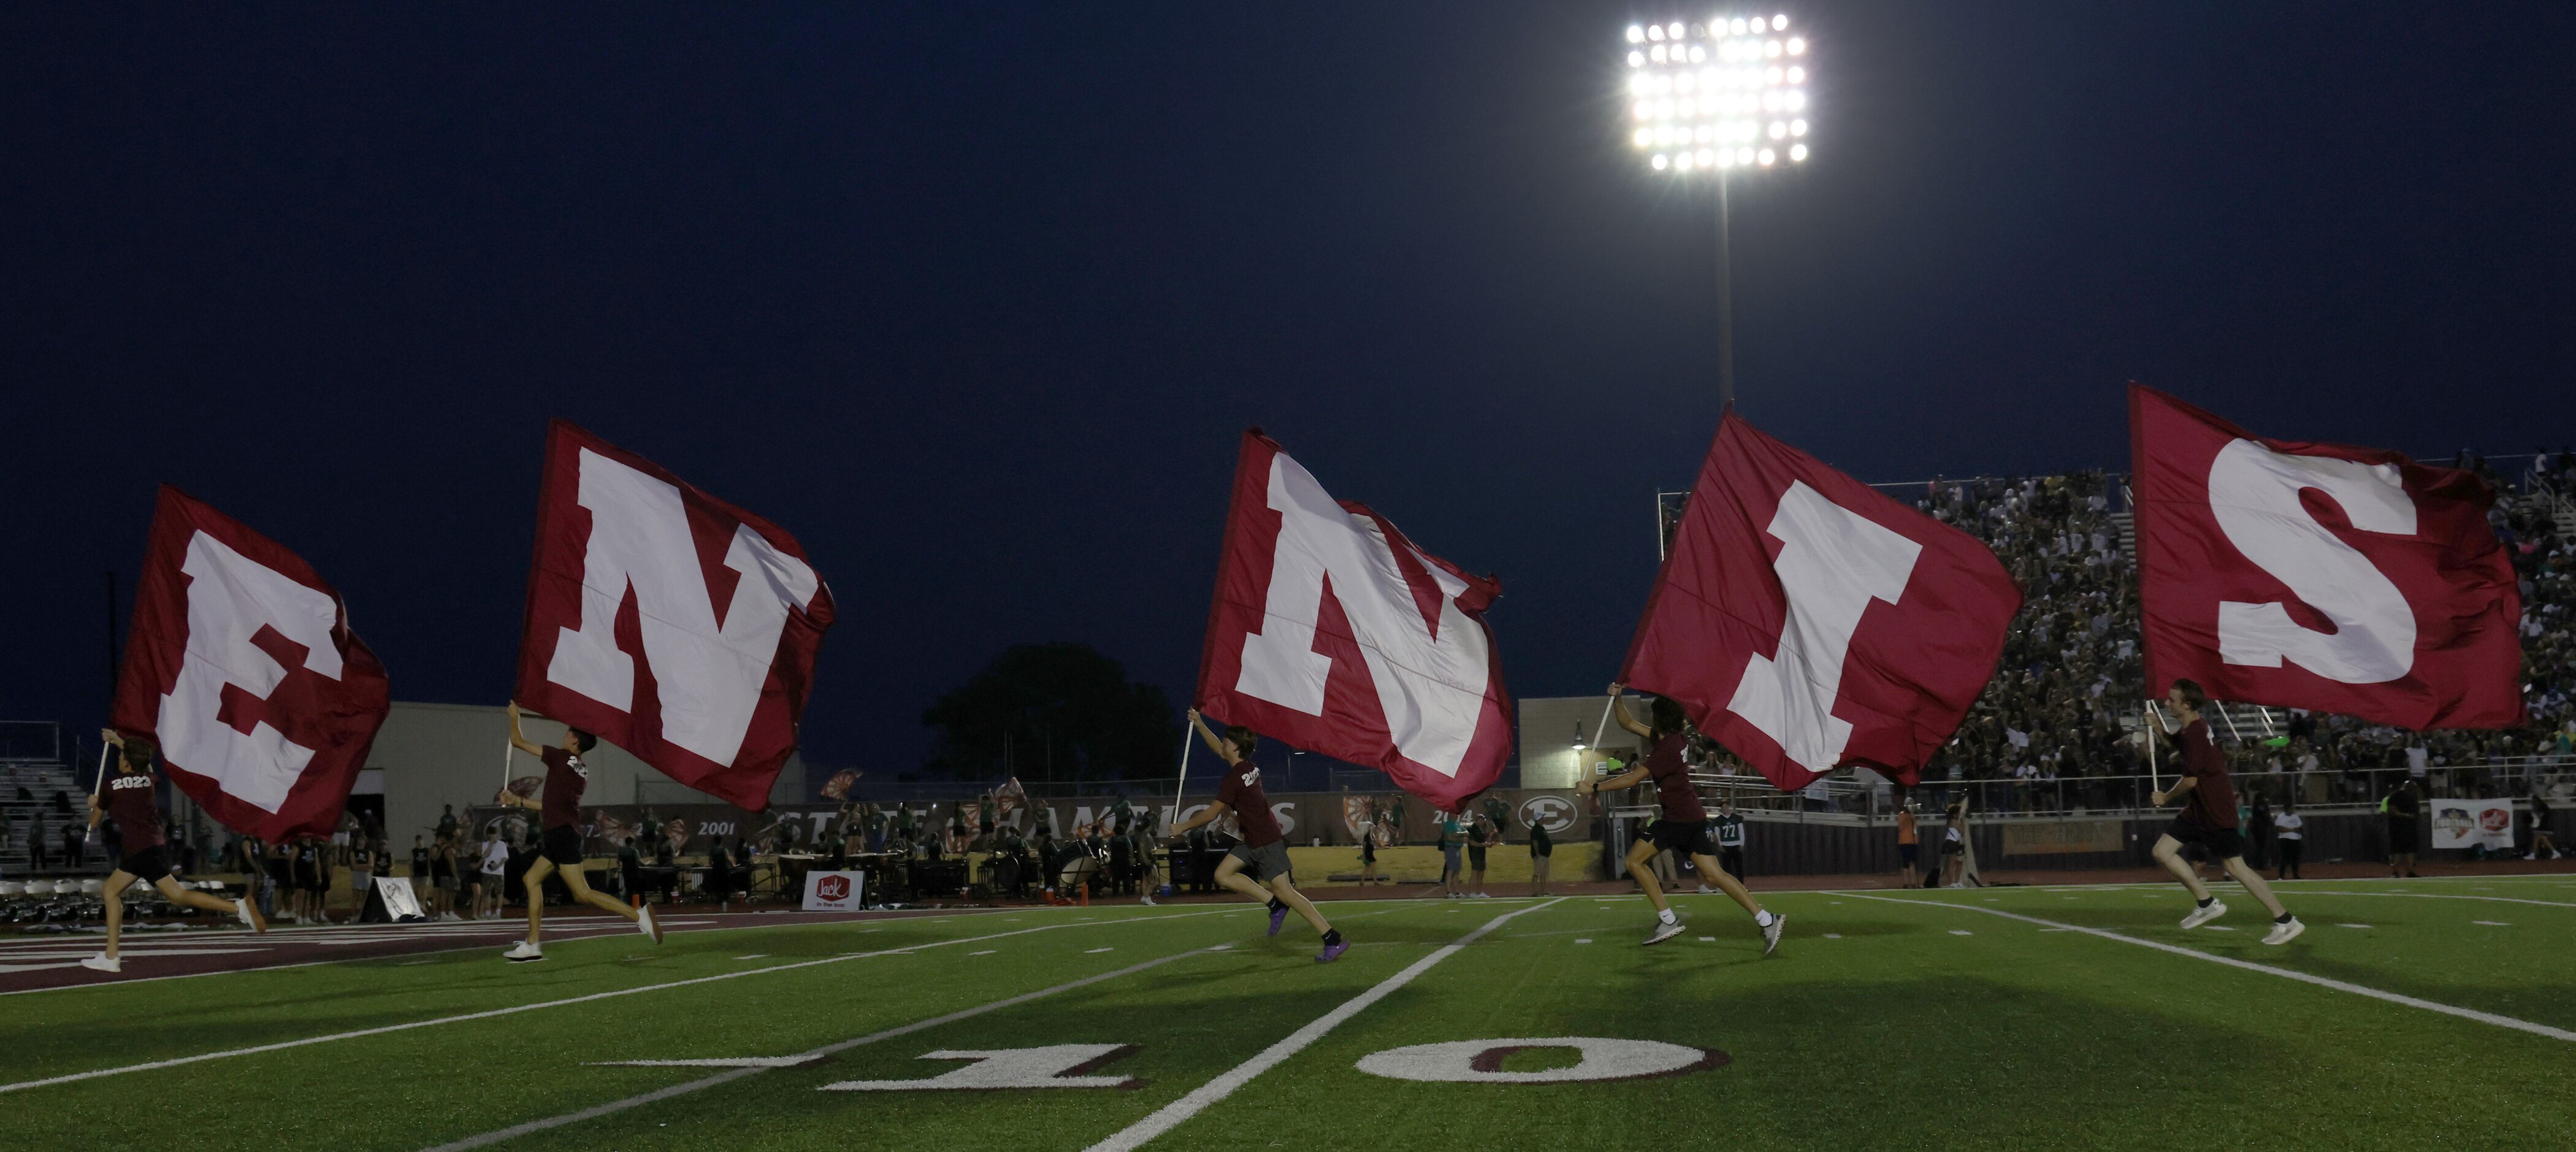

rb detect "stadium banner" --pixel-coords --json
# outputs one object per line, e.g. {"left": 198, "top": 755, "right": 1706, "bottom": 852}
{"left": 513, "top": 420, "right": 837, "bottom": 812}
{"left": 1622, "top": 410, "right": 2022, "bottom": 792}
{"left": 801, "top": 869, "right": 866, "bottom": 910}
{"left": 2429, "top": 798, "right": 2515, "bottom": 851}
{"left": 112, "top": 486, "right": 392, "bottom": 842}
{"left": 466, "top": 788, "right": 1595, "bottom": 859}
{"left": 1194, "top": 429, "right": 1513, "bottom": 812}
{"left": 2129, "top": 384, "right": 2523, "bottom": 729}
{"left": 2001, "top": 819, "right": 2124, "bottom": 856}
{"left": 360, "top": 875, "right": 428, "bottom": 923}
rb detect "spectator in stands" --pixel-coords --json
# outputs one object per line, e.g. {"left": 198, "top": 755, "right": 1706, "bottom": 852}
{"left": 28, "top": 807, "right": 47, "bottom": 870}
{"left": 59, "top": 808, "right": 84, "bottom": 870}
{"left": 437, "top": 804, "right": 459, "bottom": 842}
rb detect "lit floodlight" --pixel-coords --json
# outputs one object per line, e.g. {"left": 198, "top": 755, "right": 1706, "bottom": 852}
{"left": 1627, "top": 15, "right": 1811, "bottom": 175}
{"left": 1789, "top": 142, "right": 1808, "bottom": 161}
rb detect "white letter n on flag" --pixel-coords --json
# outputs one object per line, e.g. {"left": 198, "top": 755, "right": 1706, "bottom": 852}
{"left": 546, "top": 448, "right": 822, "bottom": 766}
{"left": 1233, "top": 453, "right": 1491, "bottom": 780}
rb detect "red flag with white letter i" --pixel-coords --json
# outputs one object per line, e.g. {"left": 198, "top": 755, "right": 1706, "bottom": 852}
{"left": 1622, "top": 411, "right": 2022, "bottom": 792}
{"left": 514, "top": 421, "right": 835, "bottom": 811}
{"left": 2129, "top": 384, "right": 2521, "bottom": 729}
{"left": 112, "top": 486, "right": 392, "bottom": 841}
{"left": 1194, "top": 430, "right": 1513, "bottom": 812}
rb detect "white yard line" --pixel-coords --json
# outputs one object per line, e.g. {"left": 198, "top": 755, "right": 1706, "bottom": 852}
{"left": 0, "top": 907, "right": 1248, "bottom": 1095}
{"left": 2284, "top": 891, "right": 2576, "bottom": 910}
{"left": 1084, "top": 896, "right": 1567, "bottom": 1152}
{"left": 420, "top": 943, "right": 1228, "bottom": 1151}
{"left": 1843, "top": 893, "right": 2576, "bottom": 1043}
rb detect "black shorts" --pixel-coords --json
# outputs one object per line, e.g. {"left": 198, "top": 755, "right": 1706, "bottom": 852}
{"left": 1529, "top": 843, "right": 1552, "bottom": 859}
{"left": 1359, "top": 842, "right": 1375, "bottom": 862}
{"left": 1898, "top": 843, "right": 1920, "bottom": 864}
{"left": 2388, "top": 821, "right": 2418, "bottom": 853}
{"left": 543, "top": 825, "right": 585, "bottom": 867}
{"left": 1649, "top": 819, "right": 1716, "bottom": 856}
{"left": 2165, "top": 817, "right": 2245, "bottom": 860}
{"left": 1467, "top": 846, "right": 1488, "bottom": 869}
{"left": 1940, "top": 839, "right": 1962, "bottom": 856}
{"left": 117, "top": 845, "right": 170, "bottom": 880}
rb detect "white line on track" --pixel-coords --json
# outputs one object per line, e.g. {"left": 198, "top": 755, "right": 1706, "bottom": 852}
{"left": 0, "top": 908, "right": 1031, "bottom": 998}
{"left": 1084, "top": 897, "right": 1566, "bottom": 1152}
{"left": 422, "top": 944, "right": 1228, "bottom": 1151}
{"left": 1844, "top": 893, "right": 2576, "bottom": 1043}
{"left": 0, "top": 907, "right": 1249, "bottom": 1096}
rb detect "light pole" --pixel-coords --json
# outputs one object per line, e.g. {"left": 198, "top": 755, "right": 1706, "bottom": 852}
{"left": 1622, "top": 13, "right": 1811, "bottom": 412}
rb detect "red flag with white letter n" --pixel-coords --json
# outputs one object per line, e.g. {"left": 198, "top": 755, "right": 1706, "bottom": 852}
{"left": 112, "top": 486, "right": 391, "bottom": 841}
{"left": 1623, "top": 411, "right": 2021, "bottom": 792}
{"left": 2129, "top": 384, "right": 2521, "bottom": 729}
{"left": 514, "top": 421, "right": 835, "bottom": 812}
{"left": 1195, "top": 430, "right": 1512, "bottom": 812}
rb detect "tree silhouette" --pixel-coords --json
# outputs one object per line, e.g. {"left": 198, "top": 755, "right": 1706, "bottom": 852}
{"left": 920, "top": 642, "right": 1177, "bottom": 783}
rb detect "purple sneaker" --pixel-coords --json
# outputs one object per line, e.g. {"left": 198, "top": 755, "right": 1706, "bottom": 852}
{"left": 1315, "top": 937, "right": 1349, "bottom": 963}
{"left": 1267, "top": 904, "right": 1290, "bottom": 937}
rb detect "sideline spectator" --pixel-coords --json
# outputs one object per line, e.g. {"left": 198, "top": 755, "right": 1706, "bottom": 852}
{"left": 2272, "top": 800, "right": 2304, "bottom": 880}
{"left": 1527, "top": 810, "right": 1553, "bottom": 896}
{"left": 1896, "top": 802, "right": 1920, "bottom": 889}
{"left": 2385, "top": 778, "right": 2422, "bottom": 878}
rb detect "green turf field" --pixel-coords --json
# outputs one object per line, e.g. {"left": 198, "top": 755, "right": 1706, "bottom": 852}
{"left": 6, "top": 877, "right": 2572, "bottom": 1151}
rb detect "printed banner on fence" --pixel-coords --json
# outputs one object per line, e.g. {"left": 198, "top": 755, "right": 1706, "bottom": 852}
{"left": 2429, "top": 798, "right": 2515, "bottom": 851}
{"left": 2000, "top": 820, "right": 2126, "bottom": 856}
{"left": 801, "top": 869, "right": 866, "bottom": 911}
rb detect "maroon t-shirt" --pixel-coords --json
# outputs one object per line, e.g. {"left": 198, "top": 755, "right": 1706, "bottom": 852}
{"left": 105, "top": 769, "right": 165, "bottom": 851}
{"left": 2174, "top": 719, "right": 2239, "bottom": 831}
{"left": 1214, "top": 758, "right": 1283, "bottom": 848}
{"left": 1643, "top": 734, "right": 1707, "bottom": 823}
{"left": 541, "top": 747, "right": 589, "bottom": 831}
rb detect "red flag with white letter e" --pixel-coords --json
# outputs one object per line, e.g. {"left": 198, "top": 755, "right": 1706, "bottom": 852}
{"left": 1622, "top": 411, "right": 2021, "bottom": 792}
{"left": 2129, "top": 383, "right": 2521, "bottom": 729}
{"left": 112, "top": 486, "right": 392, "bottom": 841}
{"left": 1195, "top": 430, "right": 1512, "bottom": 812}
{"left": 514, "top": 421, "right": 835, "bottom": 811}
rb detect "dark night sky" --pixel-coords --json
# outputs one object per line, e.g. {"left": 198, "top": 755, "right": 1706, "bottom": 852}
{"left": 4, "top": 3, "right": 2571, "bottom": 774}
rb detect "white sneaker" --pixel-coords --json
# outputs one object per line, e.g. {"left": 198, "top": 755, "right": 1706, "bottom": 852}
{"left": 637, "top": 905, "right": 662, "bottom": 944}
{"left": 503, "top": 942, "right": 544, "bottom": 963}
{"left": 1760, "top": 913, "right": 1787, "bottom": 957}
{"left": 2262, "top": 917, "right": 2305, "bottom": 946}
{"left": 1139, "top": 894, "right": 1156, "bottom": 906}
{"left": 1697, "top": 885, "right": 1718, "bottom": 894}
{"left": 1643, "top": 919, "right": 1687, "bottom": 947}
{"left": 2180, "top": 900, "right": 2228, "bottom": 929}
{"left": 80, "top": 953, "right": 121, "bottom": 973}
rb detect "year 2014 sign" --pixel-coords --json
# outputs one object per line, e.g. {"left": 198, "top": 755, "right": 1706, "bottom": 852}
{"left": 802, "top": 870, "right": 866, "bottom": 912}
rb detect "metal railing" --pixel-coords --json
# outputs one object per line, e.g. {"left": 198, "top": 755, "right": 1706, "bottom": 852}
{"left": 1676, "top": 760, "right": 2574, "bottom": 823}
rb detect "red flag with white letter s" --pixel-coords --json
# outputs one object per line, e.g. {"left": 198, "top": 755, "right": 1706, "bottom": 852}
{"left": 514, "top": 421, "right": 835, "bottom": 811}
{"left": 1623, "top": 411, "right": 2021, "bottom": 792}
{"left": 2130, "top": 384, "right": 2521, "bottom": 728}
{"left": 1195, "top": 430, "right": 1512, "bottom": 812}
{"left": 112, "top": 486, "right": 391, "bottom": 841}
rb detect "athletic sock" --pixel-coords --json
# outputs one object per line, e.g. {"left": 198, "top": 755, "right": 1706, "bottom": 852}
{"left": 2274, "top": 912, "right": 2293, "bottom": 924}
{"left": 1754, "top": 910, "right": 1775, "bottom": 928}
{"left": 1267, "top": 897, "right": 1287, "bottom": 914}
{"left": 1321, "top": 929, "right": 1343, "bottom": 946}
{"left": 1657, "top": 908, "right": 1680, "bottom": 926}
{"left": 2195, "top": 897, "right": 2214, "bottom": 908}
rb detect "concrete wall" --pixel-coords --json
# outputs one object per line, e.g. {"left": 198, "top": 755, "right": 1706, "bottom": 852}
{"left": 372, "top": 701, "right": 803, "bottom": 843}
{"left": 1516, "top": 695, "right": 1650, "bottom": 788}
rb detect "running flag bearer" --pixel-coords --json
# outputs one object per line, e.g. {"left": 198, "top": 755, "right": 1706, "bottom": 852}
{"left": 2148, "top": 680, "right": 2303, "bottom": 945}
{"left": 1169, "top": 710, "right": 1347, "bottom": 962}
{"left": 1581, "top": 687, "right": 1784, "bottom": 953}
{"left": 493, "top": 703, "right": 660, "bottom": 962}
{"left": 83, "top": 730, "right": 267, "bottom": 972}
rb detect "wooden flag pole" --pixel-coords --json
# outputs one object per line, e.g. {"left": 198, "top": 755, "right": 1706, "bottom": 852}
{"left": 83, "top": 733, "right": 113, "bottom": 845}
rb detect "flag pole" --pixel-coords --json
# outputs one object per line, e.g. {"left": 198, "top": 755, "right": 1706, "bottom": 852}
{"left": 1169, "top": 729, "right": 1193, "bottom": 824}
{"left": 83, "top": 732, "right": 113, "bottom": 846}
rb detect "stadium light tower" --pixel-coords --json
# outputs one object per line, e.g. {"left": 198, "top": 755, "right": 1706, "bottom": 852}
{"left": 1623, "top": 13, "right": 1810, "bottom": 412}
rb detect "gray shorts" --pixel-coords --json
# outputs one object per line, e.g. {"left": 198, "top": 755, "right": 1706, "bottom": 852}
{"left": 1226, "top": 840, "right": 1292, "bottom": 883}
